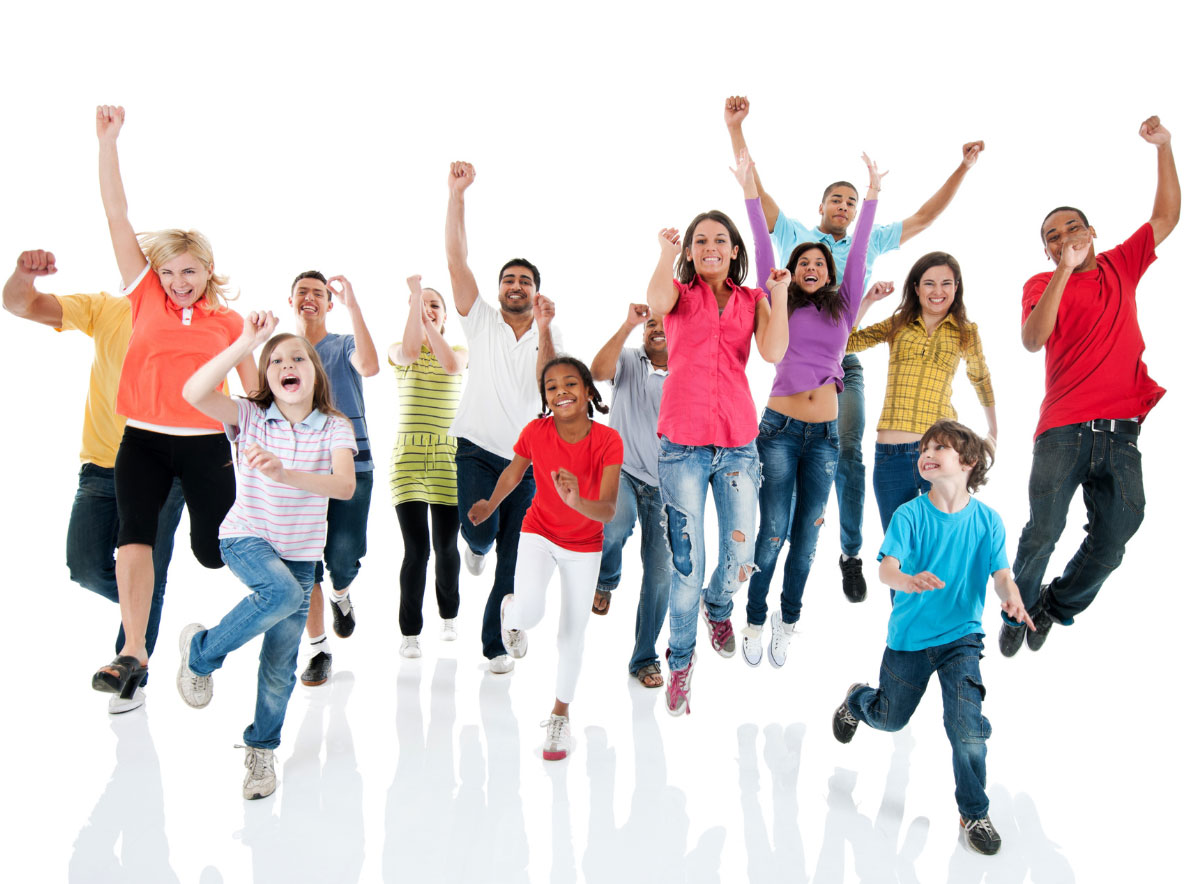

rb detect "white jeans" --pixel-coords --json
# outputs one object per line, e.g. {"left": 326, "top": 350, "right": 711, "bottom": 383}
{"left": 503, "top": 532, "right": 601, "bottom": 703}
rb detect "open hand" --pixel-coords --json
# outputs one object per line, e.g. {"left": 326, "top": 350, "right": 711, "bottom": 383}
{"left": 327, "top": 275, "right": 356, "bottom": 308}
{"left": 1139, "top": 115, "right": 1170, "bottom": 146}
{"left": 449, "top": 161, "right": 476, "bottom": 193}
{"left": 658, "top": 227, "right": 682, "bottom": 257}
{"left": 244, "top": 444, "right": 285, "bottom": 482}
{"left": 1002, "top": 596, "right": 1036, "bottom": 630}
{"left": 729, "top": 148, "right": 756, "bottom": 194}
{"left": 724, "top": 95, "right": 750, "bottom": 128}
{"left": 904, "top": 570, "right": 944, "bottom": 593}
{"left": 862, "top": 152, "right": 888, "bottom": 196}
{"left": 96, "top": 105, "right": 125, "bottom": 142}
{"left": 551, "top": 468, "right": 581, "bottom": 509}
{"left": 16, "top": 250, "right": 57, "bottom": 277}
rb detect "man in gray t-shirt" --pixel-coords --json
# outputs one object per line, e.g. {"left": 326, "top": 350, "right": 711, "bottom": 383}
{"left": 590, "top": 303, "right": 670, "bottom": 688}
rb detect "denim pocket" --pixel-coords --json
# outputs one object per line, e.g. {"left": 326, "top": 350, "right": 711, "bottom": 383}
{"left": 956, "top": 675, "right": 991, "bottom": 742}
{"left": 757, "top": 409, "right": 786, "bottom": 440}
{"left": 1112, "top": 440, "right": 1145, "bottom": 516}
{"left": 658, "top": 437, "right": 692, "bottom": 465}
{"left": 1029, "top": 428, "right": 1082, "bottom": 500}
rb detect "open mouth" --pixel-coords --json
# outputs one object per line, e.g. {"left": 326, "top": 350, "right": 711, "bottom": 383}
{"left": 281, "top": 373, "right": 301, "bottom": 392}
{"left": 803, "top": 273, "right": 819, "bottom": 285}
{"left": 649, "top": 333, "right": 666, "bottom": 343}
{"left": 920, "top": 461, "right": 939, "bottom": 472}
{"left": 300, "top": 302, "right": 319, "bottom": 315}
{"left": 553, "top": 395, "right": 577, "bottom": 408}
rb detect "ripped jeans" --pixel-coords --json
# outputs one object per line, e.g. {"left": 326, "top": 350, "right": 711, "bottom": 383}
{"left": 746, "top": 410, "right": 839, "bottom": 626}
{"left": 847, "top": 634, "right": 991, "bottom": 819}
{"left": 657, "top": 437, "right": 760, "bottom": 672}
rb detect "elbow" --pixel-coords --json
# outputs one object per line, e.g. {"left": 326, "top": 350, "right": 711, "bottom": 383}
{"left": 1020, "top": 334, "right": 1044, "bottom": 354}
{"left": 333, "top": 477, "right": 356, "bottom": 500}
{"left": 597, "top": 503, "right": 617, "bottom": 524}
{"left": 181, "top": 382, "right": 202, "bottom": 407}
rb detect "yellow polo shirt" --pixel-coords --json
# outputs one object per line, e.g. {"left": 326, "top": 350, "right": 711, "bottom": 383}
{"left": 56, "top": 292, "right": 130, "bottom": 468}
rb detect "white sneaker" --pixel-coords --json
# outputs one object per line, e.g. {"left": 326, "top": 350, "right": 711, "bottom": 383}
{"left": 488, "top": 654, "right": 515, "bottom": 674}
{"left": 109, "top": 686, "right": 145, "bottom": 714}
{"left": 464, "top": 548, "right": 486, "bottom": 577}
{"left": 741, "top": 624, "right": 764, "bottom": 667}
{"left": 500, "top": 594, "right": 528, "bottom": 658}
{"left": 400, "top": 636, "right": 422, "bottom": 658}
{"left": 441, "top": 618, "right": 458, "bottom": 641}
{"left": 177, "top": 623, "right": 213, "bottom": 708}
{"left": 767, "top": 610, "right": 795, "bottom": 669}
{"left": 240, "top": 745, "right": 276, "bottom": 799}
{"left": 542, "top": 713, "right": 571, "bottom": 760}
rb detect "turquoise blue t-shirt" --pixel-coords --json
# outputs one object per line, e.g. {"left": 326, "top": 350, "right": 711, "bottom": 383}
{"left": 771, "top": 212, "right": 902, "bottom": 284}
{"left": 878, "top": 495, "right": 1008, "bottom": 651}
{"left": 314, "top": 333, "right": 373, "bottom": 472}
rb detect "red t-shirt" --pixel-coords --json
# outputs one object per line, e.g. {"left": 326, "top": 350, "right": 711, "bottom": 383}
{"left": 117, "top": 265, "right": 244, "bottom": 429}
{"left": 657, "top": 277, "right": 767, "bottom": 448}
{"left": 1021, "top": 223, "right": 1165, "bottom": 439}
{"left": 514, "top": 417, "right": 624, "bottom": 552}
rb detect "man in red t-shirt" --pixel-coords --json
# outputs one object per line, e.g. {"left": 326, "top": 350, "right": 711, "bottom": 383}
{"left": 1000, "top": 116, "right": 1180, "bottom": 657}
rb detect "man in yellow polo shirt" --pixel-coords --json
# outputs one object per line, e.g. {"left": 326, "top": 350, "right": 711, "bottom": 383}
{"left": 3, "top": 249, "right": 184, "bottom": 713}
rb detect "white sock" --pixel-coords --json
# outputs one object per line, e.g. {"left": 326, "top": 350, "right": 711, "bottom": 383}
{"left": 841, "top": 553, "right": 860, "bottom": 562}
{"left": 309, "top": 634, "right": 329, "bottom": 654}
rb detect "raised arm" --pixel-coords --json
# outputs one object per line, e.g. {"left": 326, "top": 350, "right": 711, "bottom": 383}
{"left": 533, "top": 293, "right": 558, "bottom": 381}
{"left": 754, "top": 269, "right": 791, "bottom": 364}
{"left": 96, "top": 106, "right": 147, "bottom": 286}
{"left": 3, "top": 250, "right": 63, "bottom": 327}
{"left": 592, "top": 303, "right": 648, "bottom": 382}
{"left": 1139, "top": 116, "right": 1180, "bottom": 246}
{"left": 724, "top": 96, "right": 780, "bottom": 231}
{"left": 392, "top": 275, "right": 428, "bottom": 366}
{"left": 183, "top": 311, "right": 278, "bottom": 425}
{"left": 647, "top": 228, "right": 682, "bottom": 315}
{"left": 1021, "top": 243, "right": 1089, "bottom": 352}
{"left": 854, "top": 281, "right": 895, "bottom": 328}
{"left": 898, "top": 141, "right": 983, "bottom": 246}
{"left": 733, "top": 151, "right": 776, "bottom": 292}
{"left": 445, "top": 162, "right": 481, "bottom": 317}
{"left": 840, "top": 153, "right": 883, "bottom": 307}
{"left": 327, "top": 275, "right": 379, "bottom": 377}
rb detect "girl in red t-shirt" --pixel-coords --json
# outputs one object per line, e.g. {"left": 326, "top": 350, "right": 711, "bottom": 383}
{"left": 468, "top": 357, "right": 623, "bottom": 761}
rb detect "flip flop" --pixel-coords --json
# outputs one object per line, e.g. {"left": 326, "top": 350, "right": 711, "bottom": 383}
{"left": 592, "top": 588, "right": 612, "bottom": 616}
{"left": 634, "top": 661, "right": 663, "bottom": 688}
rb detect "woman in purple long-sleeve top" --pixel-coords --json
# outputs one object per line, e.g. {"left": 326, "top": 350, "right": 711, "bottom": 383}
{"left": 731, "top": 149, "right": 886, "bottom": 668}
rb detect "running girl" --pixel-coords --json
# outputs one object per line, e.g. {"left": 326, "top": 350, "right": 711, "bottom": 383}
{"left": 467, "top": 357, "right": 623, "bottom": 759}
{"left": 388, "top": 274, "right": 468, "bottom": 657}
{"left": 646, "top": 204, "right": 790, "bottom": 716}
{"left": 90, "top": 105, "right": 257, "bottom": 703}
{"left": 177, "top": 311, "right": 356, "bottom": 799}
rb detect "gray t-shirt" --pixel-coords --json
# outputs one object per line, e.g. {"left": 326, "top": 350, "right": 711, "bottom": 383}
{"left": 314, "top": 333, "right": 372, "bottom": 472}
{"left": 608, "top": 347, "right": 666, "bottom": 486}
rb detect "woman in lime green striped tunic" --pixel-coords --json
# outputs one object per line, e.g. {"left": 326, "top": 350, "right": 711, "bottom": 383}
{"left": 388, "top": 275, "right": 468, "bottom": 657}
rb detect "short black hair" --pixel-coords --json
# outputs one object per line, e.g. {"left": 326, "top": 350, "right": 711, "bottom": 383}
{"left": 1040, "top": 206, "right": 1090, "bottom": 244}
{"left": 499, "top": 259, "right": 540, "bottom": 292}
{"left": 822, "top": 180, "right": 858, "bottom": 202}
{"left": 292, "top": 270, "right": 329, "bottom": 298}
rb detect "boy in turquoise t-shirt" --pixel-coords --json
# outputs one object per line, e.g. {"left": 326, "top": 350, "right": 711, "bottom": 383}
{"left": 831, "top": 420, "right": 1034, "bottom": 857}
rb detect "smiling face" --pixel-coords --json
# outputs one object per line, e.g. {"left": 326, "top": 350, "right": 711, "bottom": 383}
{"left": 156, "top": 252, "right": 211, "bottom": 309}
{"left": 498, "top": 265, "right": 536, "bottom": 315}
{"left": 265, "top": 336, "right": 317, "bottom": 408}
{"left": 919, "top": 437, "right": 972, "bottom": 484}
{"left": 289, "top": 277, "right": 331, "bottom": 325}
{"left": 642, "top": 313, "right": 667, "bottom": 360}
{"left": 542, "top": 363, "right": 589, "bottom": 420}
{"left": 792, "top": 247, "right": 831, "bottom": 294}
{"left": 686, "top": 219, "right": 737, "bottom": 281}
{"left": 916, "top": 264, "right": 957, "bottom": 320}
{"left": 818, "top": 186, "right": 859, "bottom": 237}
{"left": 421, "top": 289, "right": 447, "bottom": 332}
{"left": 1041, "top": 210, "right": 1097, "bottom": 269}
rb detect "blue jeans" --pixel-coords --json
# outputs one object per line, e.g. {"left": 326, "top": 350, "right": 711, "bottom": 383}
{"left": 190, "top": 536, "right": 315, "bottom": 749}
{"left": 657, "top": 437, "right": 760, "bottom": 672}
{"left": 848, "top": 634, "right": 991, "bottom": 819}
{"left": 835, "top": 356, "right": 867, "bottom": 557}
{"left": 455, "top": 438, "right": 536, "bottom": 659}
{"left": 747, "top": 410, "right": 839, "bottom": 626}
{"left": 596, "top": 470, "right": 671, "bottom": 674}
{"left": 66, "top": 465, "right": 185, "bottom": 664}
{"left": 873, "top": 441, "right": 931, "bottom": 533}
{"left": 314, "top": 470, "right": 373, "bottom": 590}
{"left": 1009, "top": 423, "right": 1145, "bottom": 625}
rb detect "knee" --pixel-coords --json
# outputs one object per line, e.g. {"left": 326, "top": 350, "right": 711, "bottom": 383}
{"left": 193, "top": 541, "right": 225, "bottom": 570}
{"left": 950, "top": 674, "right": 991, "bottom": 745}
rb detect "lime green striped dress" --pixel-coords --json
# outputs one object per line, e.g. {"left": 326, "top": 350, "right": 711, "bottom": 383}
{"left": 390, "top": 346, "right": 465, "bottom": 506}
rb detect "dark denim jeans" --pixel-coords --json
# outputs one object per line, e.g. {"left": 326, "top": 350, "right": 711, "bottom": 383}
{"left": 66, "top": 465, "right": 185, "bottom": 664}
{"left": 872, "top": 441, "right": 931, "bottom": 533}
{"left": 746, "top": 410, "right": 839, "bottom": 626}
{"left": 191, "top": 536, "right": 315, "bottom": 749}
{"left": 314, "top": 470, "right": 373, "bottom": 590}
{"left": 455, "top": 438, "right": 536, "bottom": 659}
{"left": 834, "top": 355, "right": 867, "bottom": 557}
{"left": 596, "top": 470, "right": 671, "bottom": 674}
{"left": 848, "top": 634, "right": 991, "bottom": 819}
{"left": 1009, "top": 423, "right": 1145, "bottom": 625}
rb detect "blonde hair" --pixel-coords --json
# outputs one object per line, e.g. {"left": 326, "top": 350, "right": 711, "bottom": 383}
{"left": 137, "top": 229, "right": 234, "bottom": 309}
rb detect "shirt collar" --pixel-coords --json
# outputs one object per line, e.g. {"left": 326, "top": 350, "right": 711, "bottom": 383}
{"left": 915, "top": 313, "right": 960, "bottom": 333}
{"left": 636, "top": 345, "right": 668, "bottom": 377}
{"left": 265, "top": 402, "right": 329, "bottom": 430}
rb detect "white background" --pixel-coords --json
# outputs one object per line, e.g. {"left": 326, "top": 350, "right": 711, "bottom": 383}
{"left": 1, "top": 1, "right": 1195, "bottom": 881}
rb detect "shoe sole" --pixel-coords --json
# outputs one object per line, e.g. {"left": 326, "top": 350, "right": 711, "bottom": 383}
{"left": 543, "top": 749, "right": 567, "bottom": 761}
{"left": 108, "top": 692, "right": 145, "bottom": 714}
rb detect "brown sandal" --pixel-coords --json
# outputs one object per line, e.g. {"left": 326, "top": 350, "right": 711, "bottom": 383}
{"left": 634, "top": 662, "right": 663, "bottom": 688}
{"left": 592, "top": 589, "right": 612, "bottom": 615}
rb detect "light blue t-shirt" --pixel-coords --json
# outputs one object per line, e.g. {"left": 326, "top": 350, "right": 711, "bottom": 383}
{"left": 771, "top": 212, "right": 903, "bottom": 285}
{"left": 314, "top": 333, "right": 373, "bottom": 472}
{"left": 608, "top": 346, "right": 666, "bottom": 486}
{"left": 878, "top": 495, "right": 1008, "bottom": 652}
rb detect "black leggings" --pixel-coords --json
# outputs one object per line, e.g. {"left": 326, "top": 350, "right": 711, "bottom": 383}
{"left": 395, "top": 501, "right": 461, "bottom": 635}
{"left": 114, "top": 426, "right": 234, "bottom": 569}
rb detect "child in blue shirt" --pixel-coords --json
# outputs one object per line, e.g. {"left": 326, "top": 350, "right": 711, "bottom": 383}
{"left": 831, "top": 419, "right": 1034, "bottom": 857}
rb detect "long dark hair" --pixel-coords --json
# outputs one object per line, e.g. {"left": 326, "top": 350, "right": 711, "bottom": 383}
{"left": 887, "top": 252, "right": 970, "bottom": 349}
{"left": 539, "top": 356, "right": 609, "bottom": 418}
{"left": 784, "top": 241, "right": 847, "bottom": 323}
{"left": 674, "top": 210, "right": 748, "bottom": 287}
{"left": 245, "top": 333, "right": 348, "bottom": 421}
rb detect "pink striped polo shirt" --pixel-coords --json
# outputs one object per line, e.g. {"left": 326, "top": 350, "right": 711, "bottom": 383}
{"left": 219, "top": 398, "right": 357, "bottom": 560}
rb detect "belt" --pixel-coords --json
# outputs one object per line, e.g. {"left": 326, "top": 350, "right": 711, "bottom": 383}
{"left": 1086, "top": 418, "right": 1140, "bottom": 436}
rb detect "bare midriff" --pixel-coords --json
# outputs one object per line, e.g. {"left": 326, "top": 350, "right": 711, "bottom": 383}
{"left": 877, "top": 429, "right": 923, "bottom": 444}
{"left": 766, "top": 383, "right": 838, "bottom": 423}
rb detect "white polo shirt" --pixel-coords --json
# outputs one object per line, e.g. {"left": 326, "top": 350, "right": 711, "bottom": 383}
{"left": 449, "top": 297, "right": 563, "bottom": 459}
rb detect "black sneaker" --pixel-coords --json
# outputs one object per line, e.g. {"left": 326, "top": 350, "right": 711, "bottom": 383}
{"left": 330, "top": 592, "right": 356, "bottom": 638}
{"left": 998, "top": 619, "right": 1026, "bottom": 657}
{"left": 833, "top": 682, "right": 868, "bottom": 743}
{"left": 1025, "top": 590, "right": 1055, "bottom": 652}
{"left": 839, "top": 555, "right": 867, "bottom": 603}
{"left": 301, "top": 651, "right": 332, "bottom": 686}
{"left": 961, "top": 815, "right": 1002, "bottom": 855}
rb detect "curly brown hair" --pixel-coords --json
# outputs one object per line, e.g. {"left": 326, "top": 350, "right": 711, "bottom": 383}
{"left": 919, "top": 419, "right": 995, "bottom": 493}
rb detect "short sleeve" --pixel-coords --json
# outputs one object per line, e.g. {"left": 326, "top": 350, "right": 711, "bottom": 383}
{"left": 601, "top": 426, "right": 624, "bottom": 468}
{"left": 55, "top": 293, "right": 103, "bottom": 335}
{"left": 1021, "top": 273, "right": 1051, "bottom": 321}
{"left": 770, "top": 212, "right": 817, "bottom": 263}
{"left": 550, "top": 321, "right": 565, "bottom": 352}
{"left": 121, "top": 264, "right": 155, "bottom": 317}
{"left": 988, "top": 507, "right": 1010, "bottom": 573}
{"left": 227, "top": 398, "right": 258, "bottom": 443}
{"left": 1102, "top": 224, "right": 1157, "bottom": 288}
{"left": 342, "top": 332, "right": 357, "bottom": 360}
{"left": 458, "top": 296, "right": 490, "bottom": 340}
{"left": 869, "top": 221, "right": 903, "bottom": 258}
{"left": 513, "top": 419, "right": 538, "bottom": 460}
{"left": 878, "top": 503, "right": 916, "bottom": 569}
{"left": 612, "top": 348, "right": 637, "bottom": 390}
{"left": 330, "top": 416, "right": 358, "bottom": 454}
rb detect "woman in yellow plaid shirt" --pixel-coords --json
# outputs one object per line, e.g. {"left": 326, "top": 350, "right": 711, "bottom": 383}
{"left": 848, "top": 251, "right": 996, "bottom": 534}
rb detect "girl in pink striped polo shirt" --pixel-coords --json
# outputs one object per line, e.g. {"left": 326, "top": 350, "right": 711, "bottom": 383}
{"left": 177, "top": 311, "right": 357, "bottom": 800}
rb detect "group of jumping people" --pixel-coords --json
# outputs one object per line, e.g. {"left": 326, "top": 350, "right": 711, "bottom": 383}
{"left": 3, "top": 98, "right": 1178, "bottom": 857}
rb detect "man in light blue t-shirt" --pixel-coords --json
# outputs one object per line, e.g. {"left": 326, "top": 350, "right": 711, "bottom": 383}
{"left": 725, "top": 96, "right": 983, "bottom": 604}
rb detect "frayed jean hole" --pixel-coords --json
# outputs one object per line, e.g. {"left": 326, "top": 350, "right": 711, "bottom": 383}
{"left": 665, "top": 505, "right": 693, "bottom": 577}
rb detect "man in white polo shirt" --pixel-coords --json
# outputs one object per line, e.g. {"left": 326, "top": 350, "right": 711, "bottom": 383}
{"left": 445, "top": 161, "right": 561, "bottom": 672}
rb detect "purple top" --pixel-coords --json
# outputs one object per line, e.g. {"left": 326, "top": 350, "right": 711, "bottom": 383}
{"left": 746, "top": 197, "right": 877, "bottom": 395}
